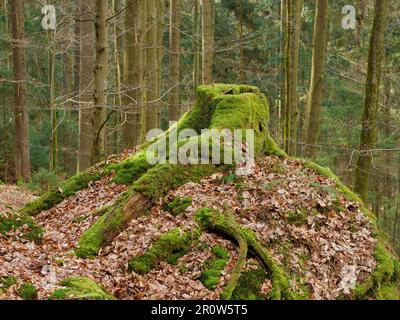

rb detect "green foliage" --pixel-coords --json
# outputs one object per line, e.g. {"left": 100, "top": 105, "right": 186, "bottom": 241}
{"left": 20, "top": 170, "right": 99, "bottom": 216}
{"left": 48, "top": 277, "right": 115, "bottom": 300}
{"left": 28, "top": 168, "right": 61, "bottom": 193}
{"left": 128, "top": 228, "right": 199, "bottom": 275}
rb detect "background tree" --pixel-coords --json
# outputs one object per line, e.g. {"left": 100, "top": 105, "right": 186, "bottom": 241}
{"left": 168, "top": 0, "right": 182, "bottom": 122}
{"left": 283, "top": 0, "right": 302, "bottom": 156}
{"left": 202, "top": 0, "right": 214, "bottom": 84}
{"left": 77, "top": 0, "right": 95, "bottom": 171}
{"left": 10, "top": 0, "right": 30, "bottom": 182}
{"left": 305, "top": 0, "right": 329, "bottom": 159}
{"left": 354, "top": 0, "right": 389, "bottom": 203}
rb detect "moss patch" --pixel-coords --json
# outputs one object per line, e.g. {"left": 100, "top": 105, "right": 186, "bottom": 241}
{"left": 0, "top": 212, "right": 43, "bottom": 242}
{"left": 48, "top": 277, "right": 115, "bottom": 300}
{"left": 163, "top": 196, "right": 193, "bottom": 217}
{"left": 0, "top": 276, "right": 17, "bottom": 289}
{"left": 199, "top": 246, "right": 230, "bottom": 290}
{"left": 128, "top": 228, "right": 199, "bottom": 274}
{"left": 20, "top": 171, "right": 99, "bottom": 216}
{"left": 17, "top": 282, "right": 38, "bottom": 300}
{"left": 232, "top": 267, "right": 268, "bottom": 300}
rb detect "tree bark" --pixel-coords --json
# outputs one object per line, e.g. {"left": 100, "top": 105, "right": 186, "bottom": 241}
{"left": 10, "top": 0, "right": 31, "bottom": 182}
{"left": 168, "top": 0, "right": 182, "bottom": 122}
{"left": 193, "top": 0, "right": 202, "bottom": 92}
{"left": 354, "top": 0, "right": 389, "bottom": 203}
{"left": 202, "top": 0, "right": 214, "bottom": 84}
{"left": 284, "top": 0, "right": 302, "bottom": 156}
{"left": 145, "top": 0, "right": 160, "bottom": 131}
{"left": 77, "top": 0, "right": 95, "bottom": 172}
{"left": 91, "top": 0, "right": 108, "bottom": 164}
{"left": 305, "top": 0, "right": 329, "bottom": 159}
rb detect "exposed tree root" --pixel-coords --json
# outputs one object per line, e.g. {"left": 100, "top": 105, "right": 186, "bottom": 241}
{"left": 195, "top": 208, "right": 292, "bottom": 300}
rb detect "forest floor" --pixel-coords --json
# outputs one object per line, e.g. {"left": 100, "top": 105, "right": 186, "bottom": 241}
{"left": 0, "top": 155, "right": 377, "bottom": 300}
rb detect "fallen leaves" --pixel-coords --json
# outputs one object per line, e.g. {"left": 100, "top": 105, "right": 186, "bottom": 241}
{"left": 0, "top": 156, "right": 377, "bottom": 300}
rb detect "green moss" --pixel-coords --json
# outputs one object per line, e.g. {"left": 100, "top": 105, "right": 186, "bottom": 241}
{"left": 0, "top": 276, "right": 17, "bottom": 289}
{"left": 199, "top": 246, "right": 230, "bottom": 290}
{"left": 20, "top": 171, "right": 99, "bottom": 216}
{"left": 213, "top": 245, "right": 229, "bottom": 260}
{"left": 17, "top": 283, "right": 38, "bottom": 300}
{"left": 375, "top": 283, "right": 400, "bottom": 300}
{"left": 128, "top": 228, "right": 199, "bottom": 274}
{"left": 75, "top": 191, "right": 132, "bottom": 258}
{"left": 0, "top": 212, "right": 43, "bottom": 242}
{"left": 263, "top": 178, "right": 288, "bottom": 191}
{"left": 232, "top": 268, "right": 268, "bottom": 300}
{"left": 132, "top": 164, "right": 221, "bottom": 202}
{"left": 48, "top": 277, "right": 116, "bottom": 300}
{"left": 287, "top": 210, "right": 308, "bottom": 226}
{"left": 163, "top": 196, "right": 192, "bottom": 216}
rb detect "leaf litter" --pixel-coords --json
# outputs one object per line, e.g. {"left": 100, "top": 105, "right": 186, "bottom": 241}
{"left": 0, "top": 156, "right": 376, "bottom": 300}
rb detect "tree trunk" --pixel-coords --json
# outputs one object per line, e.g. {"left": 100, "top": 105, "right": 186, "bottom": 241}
{"left": 168, "top": 0, "right": 182, "bottom": 122}
{"left": 145, "top": 0, "right": 160, "bottom": 131}
{"left": 91, "top": 0, "right": 109, "bottom": 164}
{"left": 202, "top": 0, "right": 214, "bottom": 84}
{"left": 284, "top": 0, "right": 302, "bottom": 156}
{"left": 305, "top": 0, "right": 329, "bottom": 159}
{"left": 123, "top": 0, "right": 142, "bottom": 148}
{"left": 354, "top": 0, "right": 389, "bottom": 203}
{"left": 193, "top": 0, "right": 202, "bottom": 92}
{"left": 10, "top": 0, "right": 31, "bottom": 182}
{"left": 77, "top": 0, "right": 95, "bottom": 172}
{"left": 48, "top": 29, "right": 58, "bottom": 176}
{"left": 355, "top": 0, "right": 365, "bottom": 48}
{"left": 238, "top": 0, "right": 245, "bottom": 83}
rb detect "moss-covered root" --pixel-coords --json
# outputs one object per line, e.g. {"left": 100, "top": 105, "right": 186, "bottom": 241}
{"left": 20, "top": 171, "right": 100, "bottom": 216}
{"left": 75, "top": 191, "right": 150, "bottom": 258}
{"left": 48, "top": 277, "right": 116, "bottom": 300}
{"left": 128, "top": 228, "right": 199, "bottom": 274}
{"left": 195, "top": 213, "right": 248, "bottom": 299}
{"left": 76, "top": 164, "right": 220, "bottom": 259}
{"left": 195, "top": 208, "right": 291, "bottom": 300}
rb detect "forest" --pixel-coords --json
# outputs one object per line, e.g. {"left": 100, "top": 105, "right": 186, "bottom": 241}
{"left": 0, "top": 0, "right": 400, "bottom": 301}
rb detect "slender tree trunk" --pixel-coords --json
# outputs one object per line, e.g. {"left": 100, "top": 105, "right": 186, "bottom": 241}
{"left": 280, "top": 0, "right": 286, "bottom": 146}
{"left": 77, "top": 0, "right": 95, "bottom": 172}
{"left": 168, "top": 0, "right": 182, "bottom": 122}
{"left": 123, "top": 0, "right": 141, "bottom": 148}
{"left": 91, "top": 0, "right": 109, "bottom": 164}
{"left": 202, "top": 0, "right": 214, "bottom": 84}
{"left": 156, "top": 0, "right": 164, "bottom": 127}
{"left": 145, "top": 0, "right": 159, "bottom": 131}
{"left": 10, "top": 0, "right": 30, "bottom": 182}
{"left": 193, "top": 0, "right": 202, "bottom": 91}
{"left": 354, "top": 0, "right": 389, "bottom": 203}
{"left": 1, "top": 0, "right": 10, "bottom": 182}
{"left": 48, "top": 29, "right": 58, "bottom": 176}
{"left": 355, "top": 0, "right": 365, "bottom": 48}
{"left": 305, "top": 0, "right": 329, "bottom": 159}
{"left": 239, "top": 0, "right": 245, "bottom": 83}
{"left": 284, "top": 0, "right": 302, "bottom": 156}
